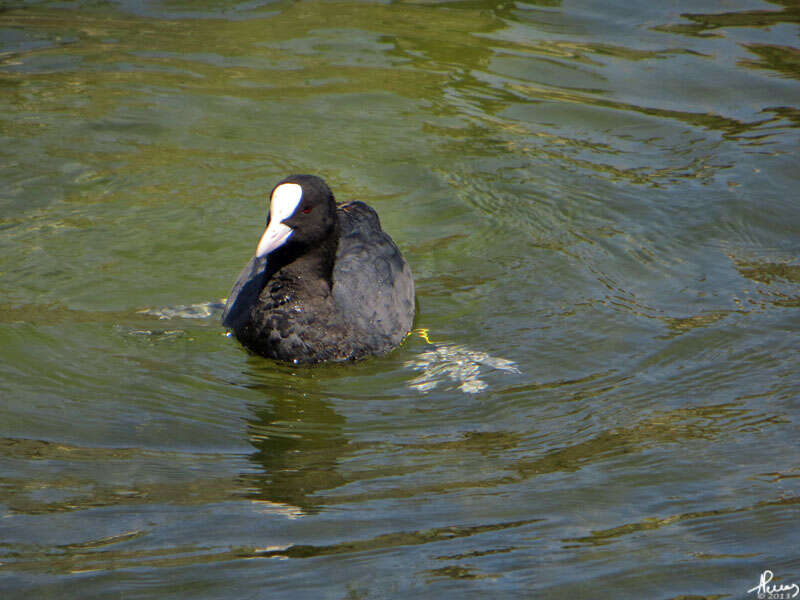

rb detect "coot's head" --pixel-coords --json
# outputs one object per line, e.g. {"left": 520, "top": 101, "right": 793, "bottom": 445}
{"left": 256, "top": 174, "right": 337, "bottom": 258}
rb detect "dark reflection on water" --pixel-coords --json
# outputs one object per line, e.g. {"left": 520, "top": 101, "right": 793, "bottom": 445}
{"left": 655, "top": 0, "right": 800, "bottom": 36}
{"left": 1, "top": 0, "right": 799, "bottom": 598}
{"left": 241, "top": 368, "right": 352, "bottom": 513}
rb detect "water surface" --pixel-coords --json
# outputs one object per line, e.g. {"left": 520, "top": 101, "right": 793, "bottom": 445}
{"left": 1, "top": 0, "right": 799, "bottom": 598}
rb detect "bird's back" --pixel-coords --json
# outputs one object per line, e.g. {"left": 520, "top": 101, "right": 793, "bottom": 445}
{"left": 333, "top": 201, "right": 415, "bottom": 348}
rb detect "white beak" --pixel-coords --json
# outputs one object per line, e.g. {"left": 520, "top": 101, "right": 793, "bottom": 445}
{"left": 254, "top": 182, "right": 303, "bottom": 258}
{"left": 256, "top": 221, "right": 293, "bottom": 257}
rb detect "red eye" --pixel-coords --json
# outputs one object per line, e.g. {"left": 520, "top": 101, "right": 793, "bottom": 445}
{"left": 302, "top": 206, "right": 312, "bottom": 214}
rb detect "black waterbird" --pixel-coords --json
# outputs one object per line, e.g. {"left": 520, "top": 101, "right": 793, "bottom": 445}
{"left": 222, "top": 175, "right": 415, "bottom": 363}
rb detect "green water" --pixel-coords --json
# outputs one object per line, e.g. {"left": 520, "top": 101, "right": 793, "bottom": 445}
{"left": 1, "top": 0, "right": 799, "bottom": 598}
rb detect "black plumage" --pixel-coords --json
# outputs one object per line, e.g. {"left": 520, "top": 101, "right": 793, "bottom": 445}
{"left": 222, "top": 175, "right": 415, "bottom": 363}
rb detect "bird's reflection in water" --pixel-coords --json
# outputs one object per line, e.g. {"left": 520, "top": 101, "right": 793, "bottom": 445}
{"left": 237, "top": 358, "right": 353, "bottom": 515}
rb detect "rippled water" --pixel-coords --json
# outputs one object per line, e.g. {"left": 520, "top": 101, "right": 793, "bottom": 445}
{"left": 1, "top": 0, "right": 799, "bottom": 598}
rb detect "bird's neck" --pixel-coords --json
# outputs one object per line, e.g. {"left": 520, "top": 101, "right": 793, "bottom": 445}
{"left": 270, "top": 234, "right": 338, "bottom": 296}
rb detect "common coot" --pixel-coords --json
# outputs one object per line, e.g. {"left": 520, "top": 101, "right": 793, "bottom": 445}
{"left": 222, "top": 175, "right": 415, "bottom": 363}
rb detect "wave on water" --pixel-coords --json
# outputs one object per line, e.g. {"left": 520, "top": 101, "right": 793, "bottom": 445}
{"left": 406, "top": 332, "right": 520, "bottom": 394}
{"left": 138, "top": 301, "right": 225, "bottom": 320}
